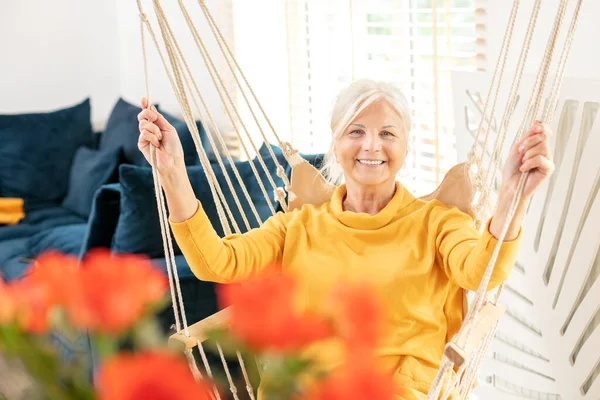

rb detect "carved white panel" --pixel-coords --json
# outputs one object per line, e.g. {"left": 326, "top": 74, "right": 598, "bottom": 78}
{"left": 452, "top": 71, "right": 600, "bottom": 400}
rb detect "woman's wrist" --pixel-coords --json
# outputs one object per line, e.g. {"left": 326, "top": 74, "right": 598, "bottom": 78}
{"left": 159, "top": 163, "right": 188, "bottom": 190}
{"left": 490, "top": 184, "right": 529, "bottom": 241}
{"left": 498, "top": 182, "right": 531, "bottom": 211}
{"left": 159, "top": 164, "right": 199, "bottom": 223}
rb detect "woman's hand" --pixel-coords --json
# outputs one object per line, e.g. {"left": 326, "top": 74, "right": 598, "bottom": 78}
{"left": 137, "top": 97, "right": 198, "bottom": 222}
{"left": 490, "top": 120, "right": 555, "bottom": 241}
{"left": 501, "top": 120, "right": 555, "bottom": 201}
{"left": 137, "top": 97, "right": 185, "bottom": 175}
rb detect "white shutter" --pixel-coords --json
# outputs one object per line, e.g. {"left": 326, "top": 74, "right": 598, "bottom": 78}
{"left": 284, "top": 0, "right": 484, "bottom": 195}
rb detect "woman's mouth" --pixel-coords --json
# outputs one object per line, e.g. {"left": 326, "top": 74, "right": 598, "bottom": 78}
{"left": 357, "top": 159, "right": 385, "bottom": 165}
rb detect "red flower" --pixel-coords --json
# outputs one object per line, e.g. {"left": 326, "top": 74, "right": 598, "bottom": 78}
{"left": 3, "top": 252, "right": 79, "bottom": 333}
{"left": 0, "top": 276, "right": 17, "bottom": 324}
{"left": 96, "top": 352, "right": 214, "bottom": 400}
{"left": 305, "top": 360, "right": 396, "bottom": 400}
{"left": 67, "top": 249, "right": 167, "bottom": 334}
{"left": 330, "top": 283, "right": 385, "bottom": 355}
{"left": 218, "top": 270, "right": 332, "bottom": 353}
{"left": 27, "top": 251, "right": 79, "bottom": 305}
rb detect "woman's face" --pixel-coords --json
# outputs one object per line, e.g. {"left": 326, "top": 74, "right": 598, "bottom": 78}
{"left": 334, "top": 100, "right": 408, "bottom": 188}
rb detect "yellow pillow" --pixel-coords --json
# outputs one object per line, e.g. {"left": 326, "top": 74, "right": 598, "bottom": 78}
{"left": 0, "top": 198, "right": 25, "bottom": 225}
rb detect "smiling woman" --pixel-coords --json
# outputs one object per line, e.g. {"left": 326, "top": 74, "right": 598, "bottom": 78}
{"left": 137, "top": 76, "right": 554, "bottom": 398}
{"left": 332, "top": 92, "right": 409, "bottom": 215}
{"left": 322, "top": 80, "right": 411, "bottom": 189}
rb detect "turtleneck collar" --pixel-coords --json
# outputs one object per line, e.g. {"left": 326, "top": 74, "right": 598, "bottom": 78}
{"left": 329, "top": 181, "right": 416, "bottom": 230}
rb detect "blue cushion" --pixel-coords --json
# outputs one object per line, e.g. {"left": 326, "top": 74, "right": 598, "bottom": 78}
{"left": 79, "top": 183, "right": 121, "bottom": 258}
{"left": 99, "top": 98, "right": 144, "bottom": 165}
{"left": 0, "top": 237, "right": 33, "bottom": 281}
{"left": 0, "top": 99, "right": 93, "bottom": 203}
{"left": 112, "top": 143, "right": 291, "bottom": 258}
{"left": 27, "top": 224, "right": 88, "bottom": 258}
{"left": 61, "top": 147, "right": 122, "bottom": 217}
{"left": 100, "top": 98, "right": 205, "bottom": 166}
{"left": 151, "top": 254, "right": 196, "bottom": 280}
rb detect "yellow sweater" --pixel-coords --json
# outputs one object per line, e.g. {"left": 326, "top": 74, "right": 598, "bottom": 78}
{"left": 170, "top": 182, "right": 521, "bottom": 396}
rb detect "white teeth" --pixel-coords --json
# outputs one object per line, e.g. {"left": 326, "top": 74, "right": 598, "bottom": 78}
{"left": 358, "top": 159, "right": 384, "bottom": 165}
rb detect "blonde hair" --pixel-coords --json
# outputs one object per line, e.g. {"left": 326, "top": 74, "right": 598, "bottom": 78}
{"left": 320, "top": 79, "right": 412, "bottom": 185}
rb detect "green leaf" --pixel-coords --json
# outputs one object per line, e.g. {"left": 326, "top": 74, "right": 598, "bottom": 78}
{"left": 258, "top": 354, "right": 314, "bottom": 399}
{"left": 93, "top": 334, "right": 119, "bottom": 361}
{"left": 204, "top": 328, "right": 247, "bottom": 358}
{"left": 131, "top": 317, "right": 167, "bottom": 350}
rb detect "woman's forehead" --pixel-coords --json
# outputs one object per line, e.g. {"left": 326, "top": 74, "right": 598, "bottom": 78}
{"left": 350, "top": 101, "right": 403, "bottom": 126}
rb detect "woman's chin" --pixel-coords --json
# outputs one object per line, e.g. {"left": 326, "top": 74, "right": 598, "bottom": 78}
{"left": 349, "top": 174, "right": 392, "bottom": 187}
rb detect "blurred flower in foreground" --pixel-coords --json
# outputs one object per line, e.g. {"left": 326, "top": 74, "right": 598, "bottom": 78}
{"left": 305, "top": 283, "right": 394, "bottom": 400}
{"left": 96, "top": 351, "right": 214, "bottom": 400}
{"left": 0, "top": 275, "right": 17, "bottom": 324}
{"left": 330, "top": 283, "right": 386, "bottom": 356}
{"left": 305, "top": 360, "right": 396, "bottom": 400}
{"left": 218, "top": 269, "right": 333, "bottom": 353}
{"left": 8, "top": 251, "right": 78, "bottom": 333}
{"left": 67, "top": 249, "right": 168, "bottom": 334}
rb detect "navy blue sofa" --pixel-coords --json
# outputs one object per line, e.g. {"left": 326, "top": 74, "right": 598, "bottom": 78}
{"left": 0, "top": 98, "right": 324, "bottom": 381}
{"left": 0, "top": 97, "right": 213, "bottom": 282}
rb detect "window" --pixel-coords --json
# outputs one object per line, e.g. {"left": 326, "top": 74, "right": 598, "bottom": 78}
{"left": 281, "top": 0, "right": 486, "bottom": 195}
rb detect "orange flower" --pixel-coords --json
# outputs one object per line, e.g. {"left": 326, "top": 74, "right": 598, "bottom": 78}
{"left": 4, "top": 252, "right": 79, "bottom": 333}
{"left": 330, "top": 283, "right": 385, "bottom": 355}
{"left": 218, "top": 270, "right": 332, "bottom": 353}
{"left": 0, "top": 276, "right": 17, "bottom": 324}
{"left": 67, "top": 249, "right": 167, "bottom": 334}
{"left": 96, "top": 351, "right": 214, "bottom": 400}
{"left": 27, "top": 251, "right": 79, "bottom": 305}
{"left": 305, "top": 359, "right": 395, "bottom": 400}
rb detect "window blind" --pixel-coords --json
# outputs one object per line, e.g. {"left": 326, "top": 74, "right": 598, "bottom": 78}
{"left": 283, "top": 0, "right": 486, "bottom": 195}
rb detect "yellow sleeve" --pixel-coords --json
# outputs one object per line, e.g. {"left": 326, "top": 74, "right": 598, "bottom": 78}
{"left": 433, "top": 206, "right": 522, "bottom": 291}
{"left": 169, "top": 200, "right": 287, "bottom": 283}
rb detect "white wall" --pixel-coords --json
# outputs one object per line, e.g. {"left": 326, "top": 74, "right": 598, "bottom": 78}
{"left": 232, "top": 0, "right": 290, "bottom": 152}
{"left": 0, "top": 0, "right": 120, "bottom": 130}
{"left": 1, "top": 1, "right": 597, "bottom": 132}
{"left": 485, "top": 0, "right": 600, "bottom": 81}
{"left": 117, "top": 0, "right": 237, "bottom": 131}
{"left": 0, "top": 0, "right": 291, "bottom": 142}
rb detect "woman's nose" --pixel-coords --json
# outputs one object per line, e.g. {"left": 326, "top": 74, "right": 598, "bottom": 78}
{"left": 362, "top": 133, "right": 382, "bottom": 152}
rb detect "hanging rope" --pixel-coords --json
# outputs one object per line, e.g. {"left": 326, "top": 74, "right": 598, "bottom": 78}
{"left": 459, "top": 0, "right": 568, "bottom": 353}
{"left": 428, "top": 1, "right": 583, "bottom": 397}
{"left": 474, "top": 0, "right": 542, "bottom": 223}
{"left": 178, "top": 1, "right": 285, "bottom": 213}
{"left": 198, "top": 0, "right": 295, "bottom": 197}
{"left": 133, "top": 1, "right": 584, "bottom": 399}
{"left": 135, "top": 1, "right": 280, "bottom": 395}
{"left": 136, "top": 1, "right": 185, "bottom": 336}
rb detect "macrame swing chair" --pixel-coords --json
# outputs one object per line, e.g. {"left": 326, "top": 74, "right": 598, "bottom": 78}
{"left": 133, "top": 0, "right": 584, "bottom": 398}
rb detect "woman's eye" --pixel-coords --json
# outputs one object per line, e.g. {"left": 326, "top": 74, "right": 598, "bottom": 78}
{"left": 381, "top": 131, "right": 394, "bottom": 137}
{"left": 350, "top": 130, "right": 363, "bottom": 135}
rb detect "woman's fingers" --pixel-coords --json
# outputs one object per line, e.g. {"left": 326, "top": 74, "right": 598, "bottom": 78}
{"left": 521, "top": 120, "right": 551, "bottom": 141}
{"left": 520, "top": 154, "right": 555, "bottom": 175}
{"left": 137, "top": 106, "right": 174, "bottom": 133}
{"left": 137, "top": 108, "right": 157, "bottom": 123}
{"left": 138, "top": 119, "right": 162, "bottom": 150}
{"left": 139, "top": 120, "right": 162, "bottom": 139}
{"left": 138, "top": 130, "right": 161, "bottom": 149}
{"left": 522, "top": 140, "right": 550, "bottom": 163}
{"left": 518, "top": 131, "right": 547, "bottom": 153}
